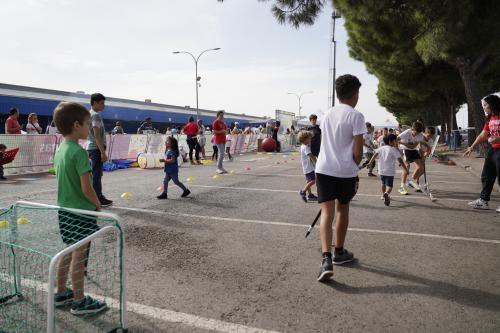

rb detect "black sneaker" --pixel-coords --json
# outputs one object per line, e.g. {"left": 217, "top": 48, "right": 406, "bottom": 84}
{"left": 367, "top": 172, "right": 376, "bottom": 177}
{"left": 317, "top": 256, "right": 333, "bottom": 282}
{"left": 0, "top": 176, "right": 7, "bottom": 180}
{"left": 299, "top": 190, "right": 307, "bottom": 203}
{"left": 54, "top": 288, "right": 74, "bottom": 307}
{"left": 383, "top": 192, "right": 390, "bottom": 206}
{"left": 70, "top": 296, "right": 107, "bottom": 315}
{"left": 333, "top": 249, "right": 355, "bottom": 265}
{"left": 307, "top": 193, "right": 318, "bottom": 201}
{"left": 157, "top": 192, "right": 168, "bottom": 200}
{"left": 99, "top": 197, "right": 112, "bottom": 207}
{"left": 181, "top": 189, "right": 191, "bottom": 198}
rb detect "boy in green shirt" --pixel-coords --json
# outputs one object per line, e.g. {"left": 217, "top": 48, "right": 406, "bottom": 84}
{"left": 52, "top": 101, "right": 107, "bottom": 315}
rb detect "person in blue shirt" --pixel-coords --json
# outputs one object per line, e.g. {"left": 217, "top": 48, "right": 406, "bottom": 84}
{"left": 157, "top": 136, "right": 191, "bottom": 199}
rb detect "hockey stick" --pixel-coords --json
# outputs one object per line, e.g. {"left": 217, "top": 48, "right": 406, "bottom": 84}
{"left": 305, "top": 210, "right": 321, "bottom": 238}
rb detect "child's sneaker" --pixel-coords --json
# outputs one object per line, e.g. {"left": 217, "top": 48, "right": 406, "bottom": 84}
{"left": 70, "top": 296, "right": 107, "bottom": 315}
{"left": 54, "top": 288, "right": 74, "bottom": 307}
{"left": 299, "top": 190, "right": 307, "bottom": 203}
{"left": 333, "top": 249, "right": 354, "bottom": 265}
{"left": 408, "top": 180, "right": 421, "bottom": 192}
{"left": 383, "top": 192, "right": 390, "bottom": 206}
{"left": 307, "top": 193, "right": 318, "bottom": 201}
{"left": 317, "top": 256, "right": 333, "bottom": 282}
{"left": 398, "top": 184, "right": 408, "bottom": 195}
{"left": 468, "top": 198, "right": 489, "bottom": 210}
{"left": 496, "top": 206, "right": 500, "bottom": 213}
{"left": 367, "top": 172, "right": 376, "bottom": 177}
{"left": 0, "top": 176, "right": 7, "bottom": 180}
{"left": 157, "top": 193, "right": 168, "bottom": 200}
{"left": 181, "top": 189, "right": 191, "bottom": 198}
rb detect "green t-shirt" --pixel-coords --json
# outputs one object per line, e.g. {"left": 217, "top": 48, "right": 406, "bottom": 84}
{"left": 54, "top": 140, "right": 96, "bottom": 211}
{"left": 87, "top": 110, "right": 106, "bottom": 151}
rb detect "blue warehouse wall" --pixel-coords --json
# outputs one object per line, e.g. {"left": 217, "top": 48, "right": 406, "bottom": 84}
{"left": 0, "top": 96, "right": 251, "bottom": 134}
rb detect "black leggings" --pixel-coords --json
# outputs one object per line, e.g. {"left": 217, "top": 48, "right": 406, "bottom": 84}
{"left": 212, "top": 145, "right": 218, "bottom": 160}
{"left": 480, "top": 147, "right": 500, "bottom": 201}
{"left": 187, "top": 136, "right": 200, "bottom": 161}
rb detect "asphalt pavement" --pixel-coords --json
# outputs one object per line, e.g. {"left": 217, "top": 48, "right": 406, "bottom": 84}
{"left": 1, "top": 152, "right": 499, "bottom": 332}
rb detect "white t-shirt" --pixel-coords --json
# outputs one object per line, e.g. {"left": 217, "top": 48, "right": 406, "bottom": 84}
{"left": 26, "top": 122, "right": 42, "bottom": 134}
{"left": 398, "top": 129, "right": 424, "bottom": 150}
{"left": 315, "top": 103, "right": 366, "bottom": 178}
{"left": 300, "top": 144, "right": 315, "bottom": 175}
{"left": 363, "top": 132, "right": 374, "bottom": 153}
{"left": 377, "top": 145, "right": 402, "bottom": 177}
{"left": 46, "top": 125, "right": 59, "bottom": 134}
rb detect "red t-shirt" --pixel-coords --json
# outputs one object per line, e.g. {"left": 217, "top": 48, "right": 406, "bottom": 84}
{"left": 212, "top": 119, "right": 227, "bottom": 145}
{"left": 6, "top": 116, "right": 21, "bottom": 134}
{"left": 484, "top": 114, "right": 500, "bottom": 149}
{"left": 183, "top": 122, "right": 199, "bottom": 136}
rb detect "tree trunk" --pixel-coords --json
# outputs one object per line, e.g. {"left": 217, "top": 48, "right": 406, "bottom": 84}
{"left": 454, "top": 57, "right": 485, "bottom": 135}
{"left": 439, "top": 109, "right": 447, "bottom": 143}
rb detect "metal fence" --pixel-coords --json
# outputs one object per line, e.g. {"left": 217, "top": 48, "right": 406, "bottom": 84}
{"left": 0, "top": 133, "right": 297, "bottom": 175}
{"left": 446, "top": 127, "right": 476, "bottom": 152}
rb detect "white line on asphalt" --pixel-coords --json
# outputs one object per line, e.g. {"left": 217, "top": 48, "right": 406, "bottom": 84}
{"left": 111, "top": 206, "right": 500, "bottom": 245}
{"left": 0, "top": 274, "right": 280, "bottom": 333}
{"left": 187, "top": 184, "right": 471, "bottom": 202}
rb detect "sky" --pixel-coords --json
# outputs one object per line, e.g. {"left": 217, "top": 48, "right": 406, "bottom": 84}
{"left": 1, "top": 0, "right": 397, "bottom": 126}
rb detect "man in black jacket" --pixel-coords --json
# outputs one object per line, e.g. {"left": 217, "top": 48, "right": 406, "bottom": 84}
{"left": 308, "top": 114, "right": 321, "bottom": 157}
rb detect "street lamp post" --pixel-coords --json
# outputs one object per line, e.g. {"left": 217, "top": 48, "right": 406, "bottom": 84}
{"left": 287, "top": 91, "right": 313, "bottom": 118}
{"left": 331, "top": 11, "right": 341, "bottom": 107}
{"left": 173, "top": 47, "right": 221, "bottom": 120}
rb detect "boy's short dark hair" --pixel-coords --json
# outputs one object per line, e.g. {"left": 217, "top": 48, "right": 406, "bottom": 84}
{"left": 216, "top": 111, "right": 224, "bottom": 117}
{"left": 0, "top": 144, "right": 6, "bottom": 150}
{"left": 90, "top": 93, "right": 106, "bottom": 106}
{"left": 9, "top": 108, "right": 18, "bottom": 115}
{"left": 426, "top": 127, "right": 436, "bottom": 135}
{"left": 412, "top": 121, "right": 424, "bottom": 133}
{"left": 309, "top": 114, "right": 317, "bottom": 120}
{"left": 53, "top": 102, "right": 90, "bottom": 136}
{"left": 366, "top": 122, "right": 372, "bottom": 128}
{"left": 188, "top": 116, "right": 195, "bottom": 122}
{"left": 336, "top": 74, "right": 361, "bottom": 100}
{"left": 383, "top": 133, "right": 398, "bottom": 145}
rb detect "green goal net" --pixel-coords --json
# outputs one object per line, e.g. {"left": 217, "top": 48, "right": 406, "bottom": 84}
{"left": 0, "top": 201, "right": 127, "bottom": 333}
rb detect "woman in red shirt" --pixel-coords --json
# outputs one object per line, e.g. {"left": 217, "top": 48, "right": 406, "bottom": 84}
{"left": 464, "top": 94, "right": 500, "bottom": 212}
{"left": 183, "top": 116, "right": 201, "bottom": 165}
{"left": 212, "top": 111, "right": 228, "bottom": 174}
{"left": 5, "top": 108, "right": 21, "bottom": 134}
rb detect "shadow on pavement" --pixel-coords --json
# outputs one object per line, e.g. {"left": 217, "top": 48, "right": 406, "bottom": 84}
{"left": 323, "top": 262, "right": 500, "bottom": 312}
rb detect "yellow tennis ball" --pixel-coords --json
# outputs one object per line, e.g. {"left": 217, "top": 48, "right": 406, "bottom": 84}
{"left": 121, "top": 192, "right": 131, "bottom": 198}
{"left": 229, "top": 170, "right": 235, "bottom": 174}
{"left": 213, "top": 175, "right": 220, "bottom": 179}
{"left": 17, "top": 217, "right": 30, "bottom": 225}
{"left": 186, "top": 177, "right": 194, "bottom": 182}
{"left": 0, "top": 220, "right": 9, "bottom": 228}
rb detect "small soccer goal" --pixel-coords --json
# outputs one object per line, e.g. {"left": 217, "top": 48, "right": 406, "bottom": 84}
{"left": 0, "top": 201, "right": 127, "bottom": 333}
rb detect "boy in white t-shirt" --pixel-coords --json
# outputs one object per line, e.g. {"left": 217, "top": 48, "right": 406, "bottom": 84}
{"left": 315, "top": 74, "right": 366, "bottom": 282}
{"left": 367, "top": 134, "right": 408, "bottom": 206}
{"left": 397, "top": 122, "right": 424, "bottom": 195}
{"left": 298, "top": 131, "right": 318, "bottom": 202}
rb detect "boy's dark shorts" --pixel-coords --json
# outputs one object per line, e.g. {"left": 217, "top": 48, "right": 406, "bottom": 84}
{"left": 305, "top": 171, "right": 316, "bottom": 182}
{"left": 316, "top": 173, "right": 357, "bottom": 205}
{"left": 380, "top": 175, "right": 394, "bottom": 187}
{"left": 58, "top": 209, "right": 99, "bottom": 245}
{"left": 404, "top": 149, "right": 421, "bottom": 163}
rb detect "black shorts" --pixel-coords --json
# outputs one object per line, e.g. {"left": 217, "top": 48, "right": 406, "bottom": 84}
{"left": 58, "top": 209, "right": 99, "bottom": 245}
{"left": 316, "top": 173, "right": 358, "bottom": 205}
{"left": 305, "top": 171, "right": 316, "bottom": 182}
{"left": 404, "top": 150, "right": 421, "bottom": 163}
{"left": 380, "top": 175, "right": 394, "bottom": 187}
